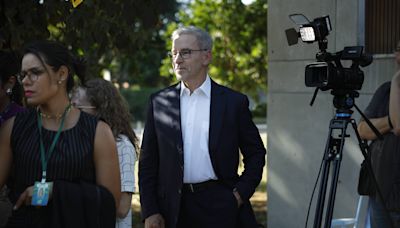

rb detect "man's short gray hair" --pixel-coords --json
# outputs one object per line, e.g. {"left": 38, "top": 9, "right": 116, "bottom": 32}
{"left": 172, "top": 26, "right": 213, "bottom": 50}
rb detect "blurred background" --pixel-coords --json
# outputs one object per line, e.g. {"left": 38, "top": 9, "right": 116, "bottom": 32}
{"left": 0, "top": 0, "right": 267, "bottom": 126}
{"left": 0, "top": 0, "right": 267, "bottom": 227}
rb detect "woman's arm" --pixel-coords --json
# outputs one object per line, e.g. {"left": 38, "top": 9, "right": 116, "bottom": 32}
{"left": 116, "top": 136, "right": 136, "bottom": 218}
{"left": 93, "top": 121, "right": 121, "bottom": 209}
{"left": 0, "top": 117, "right": 14, "bottom": 189}
{"left": 390, "top": 70, "right": 400, "bottom": 135}
{"left": 357, "top": 116, "right": 392, "bottom": 140}
{"left": 117, "top": 192, "right": 133, "bottom": 218}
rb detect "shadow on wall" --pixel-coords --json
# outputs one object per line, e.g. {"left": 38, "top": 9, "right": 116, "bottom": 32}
{"left": 267, "top": 123, "right": 365, "bottom": 227}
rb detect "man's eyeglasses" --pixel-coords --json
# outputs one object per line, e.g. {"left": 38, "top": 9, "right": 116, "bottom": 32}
{"left": 168, "top": 49, "right": 208, "bottom": 60}
{"left": 17, "top": 68, "right": 46, "bottom": 83}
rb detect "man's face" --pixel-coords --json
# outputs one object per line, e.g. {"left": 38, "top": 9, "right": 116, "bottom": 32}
{"left": 171, "top": 34, "right": 210, "bottom": 83}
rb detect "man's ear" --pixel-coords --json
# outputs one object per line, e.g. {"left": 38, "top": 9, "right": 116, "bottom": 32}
{"left": 202, "top": 50, "right": 212, "bottom": 66}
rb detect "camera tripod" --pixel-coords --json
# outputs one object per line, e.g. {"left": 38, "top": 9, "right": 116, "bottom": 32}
{"left": 312, "top": 104, "right": 392, "bottom": 228}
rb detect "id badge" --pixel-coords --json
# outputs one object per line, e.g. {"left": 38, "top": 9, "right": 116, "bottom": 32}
{"left": 31, "top": 181, "right": 52, "bottom": 206}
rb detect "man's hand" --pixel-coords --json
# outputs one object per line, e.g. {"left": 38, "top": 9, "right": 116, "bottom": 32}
{"left": 145, "top": 213, "right": 165, "bottom": 228}
{"left": 233, "top": 188, "right": 244, "bottom": 208}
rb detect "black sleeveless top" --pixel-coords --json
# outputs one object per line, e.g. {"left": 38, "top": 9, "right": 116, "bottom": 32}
{"left": 6, "top": 108, "right": 98, "bottom": 227}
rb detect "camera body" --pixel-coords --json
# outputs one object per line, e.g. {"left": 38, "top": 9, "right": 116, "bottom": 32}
{"left": 286, "top": 14, "right": 372, "bottom": 94}
{"left": 305, "top": 46, "right": 371, "bottom": 91}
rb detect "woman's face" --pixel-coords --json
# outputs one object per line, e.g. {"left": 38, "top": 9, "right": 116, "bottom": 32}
{"left": 71, "top": 87, "right": 97, "bottom": 115}
{"left": 20, "top": 53, "right": 63, "bottom": 106}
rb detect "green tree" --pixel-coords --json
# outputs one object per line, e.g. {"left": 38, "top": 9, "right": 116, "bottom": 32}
{"left": 0, "top": 0, "right": 177, "bottom": 85}
{"left": 160, "top": 0, "right": 267, "bottom": 103}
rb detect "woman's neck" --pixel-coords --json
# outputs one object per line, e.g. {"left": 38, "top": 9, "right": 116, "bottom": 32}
{"left": 38, "top": 97, "right": 71, "bottom": 119}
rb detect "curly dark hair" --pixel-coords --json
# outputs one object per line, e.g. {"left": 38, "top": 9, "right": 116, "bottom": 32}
{"left": 82, "top": 78, "right": 139, "bottom": 154}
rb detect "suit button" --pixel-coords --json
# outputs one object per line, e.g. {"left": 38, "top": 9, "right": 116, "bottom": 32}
{"left": 180, "top": 165, "right": 184, "bottom": 170}
{"left": 178, "top": 189, "right": 182, "bottom": 194}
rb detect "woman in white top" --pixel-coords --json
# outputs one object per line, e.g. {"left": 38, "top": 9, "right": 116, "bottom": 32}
{"left": 72, "top": 78, "right": 138, "bottom": 228}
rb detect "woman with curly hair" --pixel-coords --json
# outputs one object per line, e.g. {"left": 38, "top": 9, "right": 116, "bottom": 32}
{"left": 72, "top": 78, "right": 139, "bottom": 228}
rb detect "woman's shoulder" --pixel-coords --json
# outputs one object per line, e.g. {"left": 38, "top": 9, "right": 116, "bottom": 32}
{"left": 116, "top": 134, "right": 134, "bottom": 147}
{"left": 13, "top": 108, "right": 35, "bottom": 125}
{"left": 8, "top": 102, "right": 26, "bottom": 115}
{"left": 116, "top": 134, "right": 136, "bottom": 154}
{"left": 77, "top": 110, "right": 99, "bottom": 128}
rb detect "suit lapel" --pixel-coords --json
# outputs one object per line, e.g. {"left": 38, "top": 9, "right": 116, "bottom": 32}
{"left": 209, "top": 80, "right": 225, "bottom": 154}
{"left": 170, "top": 83, "right": 184, "bottom": 165}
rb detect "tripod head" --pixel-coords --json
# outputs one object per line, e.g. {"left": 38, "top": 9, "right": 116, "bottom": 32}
{"left": 332, "top": 89, "right": 359, "bottom": 112}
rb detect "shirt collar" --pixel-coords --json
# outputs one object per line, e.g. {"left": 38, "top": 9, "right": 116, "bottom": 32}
{"left": 180, "top": 75, "right": 211, "bottom": 98}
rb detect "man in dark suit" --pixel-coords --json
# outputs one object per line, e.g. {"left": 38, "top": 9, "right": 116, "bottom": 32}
{"left": 139, "top": 26, "right": 266, "bottom": 228}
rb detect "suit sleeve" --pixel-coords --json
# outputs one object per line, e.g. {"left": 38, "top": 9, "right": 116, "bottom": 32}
{"left": 139, "top": 95, "right": 160, "bottom": 219}
{"left": 235, "top": 95, "right": 266, "bottom": 201}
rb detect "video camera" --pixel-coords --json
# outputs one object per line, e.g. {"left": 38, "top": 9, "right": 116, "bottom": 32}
{"left": 285, "top": 14, "right": 373, "bottom": 109}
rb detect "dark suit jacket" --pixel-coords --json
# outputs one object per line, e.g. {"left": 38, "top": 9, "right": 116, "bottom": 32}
{"left": 139, "top": 80, "right": 266, "bottom": 228}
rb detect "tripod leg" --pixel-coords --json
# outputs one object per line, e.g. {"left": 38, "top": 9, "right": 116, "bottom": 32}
{"left": 324, "top": 120, "right": 348, "bottom": 227}
{"left": 313, "top": 120, "right": 338, "bottom": 228}
{"left": 313, "top": 118, "right": 350, "bottom": 228}
{"left": 314, "top": 153, "right": 332, "bottom": 228}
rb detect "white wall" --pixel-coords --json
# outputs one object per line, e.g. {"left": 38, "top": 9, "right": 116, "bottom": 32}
{"left": 267, "top": 0, "right": 397, "bottom": 227}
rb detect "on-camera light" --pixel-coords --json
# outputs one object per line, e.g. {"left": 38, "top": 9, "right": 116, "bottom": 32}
{"left": 299, "top": 26, "right": 316, "bottom": 42}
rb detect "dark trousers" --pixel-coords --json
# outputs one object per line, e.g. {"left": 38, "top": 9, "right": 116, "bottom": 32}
{"left": 177, "top": 183, "right": 239, "bottom": 228}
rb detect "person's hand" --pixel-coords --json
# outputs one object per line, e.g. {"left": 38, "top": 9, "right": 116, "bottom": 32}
{"left": 233, "top": 189, "right": 244, "bottom": 208}
{"left": 145, "top": 213, "right": 165, "bottom": 228}
{"left": 13, "top": 186, "right": 34, "bottom": 210}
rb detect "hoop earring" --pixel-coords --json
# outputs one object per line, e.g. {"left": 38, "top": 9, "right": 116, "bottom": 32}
{"left": 6, "top": 88, "right": 12, "bottom": 96}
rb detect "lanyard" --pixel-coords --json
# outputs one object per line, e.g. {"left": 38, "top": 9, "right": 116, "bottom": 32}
{"left": 37, "top": 104, "right": 71, "bottom": 182}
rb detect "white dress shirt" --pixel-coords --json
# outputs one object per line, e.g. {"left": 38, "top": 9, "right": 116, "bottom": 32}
{"left": 180, "top": 75, "right": 217, "bottom": 183}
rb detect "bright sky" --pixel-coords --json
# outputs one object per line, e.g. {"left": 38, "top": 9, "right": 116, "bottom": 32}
{"left": 241, "top": 0, "right": 256, "bottom": 5}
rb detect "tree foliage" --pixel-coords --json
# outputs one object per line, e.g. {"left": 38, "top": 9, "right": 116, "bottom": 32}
{"left": 0, "top": 0, "right": 177, "bottom": 85}
{"left": 160, "top": 0, "right": 267, "bottom": 102}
